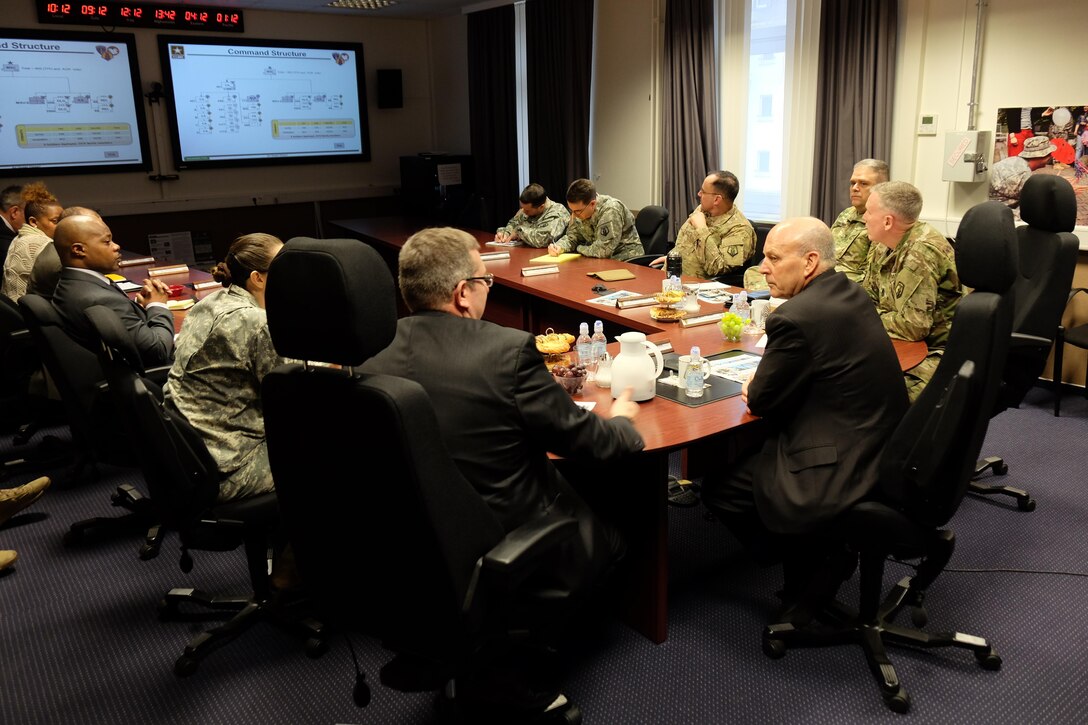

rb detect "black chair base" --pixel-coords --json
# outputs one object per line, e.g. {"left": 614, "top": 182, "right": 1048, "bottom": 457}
{"left": 63, "top": 483, "right": 166, "bottom": 557}
{"left": 969, "top": 457, "right": 1036, "bottom": 511}
{"left": 160, "top": 586, "right": 327, "bottom": 677}
{"left": 762, "top": 575, "right": 1001, "bottom": 714}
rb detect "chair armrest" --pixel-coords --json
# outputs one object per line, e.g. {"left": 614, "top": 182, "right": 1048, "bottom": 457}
{"left": 462, "top": 513, "right": 579, "bottom": 616}
{"left": 1009, "top": 332, "right": 1051, "bottom": 349}
{"left": 145, "top": 365, "right": 171, "bottom": 386}
{"left": 1068, "top": 287, "right": 1088, "bottom": 304}
{"left": 481, "top": 514, "right": 579, "bottom": 576}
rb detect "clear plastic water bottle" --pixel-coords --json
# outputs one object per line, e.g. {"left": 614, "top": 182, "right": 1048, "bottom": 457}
{"left": 590, "top": 320, "right": 607, "bottom": 366}
{"left": 732, "top": 290, "right": 750, "bottom": 322}
{"left": 685, "top": 345, "right": 705, "bottom": 398}
{"left": 575, "top": 322, "right": 592, "bottom": 368}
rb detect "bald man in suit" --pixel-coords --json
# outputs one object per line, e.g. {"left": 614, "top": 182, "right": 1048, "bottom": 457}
{"left": 50, "top": 214, "right": 175, "bottom": 367}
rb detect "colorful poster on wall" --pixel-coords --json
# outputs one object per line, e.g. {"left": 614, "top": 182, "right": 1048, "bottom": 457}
{"left": 991, "top": 105, "right": 1087, "bottom": 226}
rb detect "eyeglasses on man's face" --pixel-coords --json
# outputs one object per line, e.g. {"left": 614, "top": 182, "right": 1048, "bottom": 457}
{"left": 697, "top": 188, "right": 720, "bottom": 197}
{"left": 463, "top": 273, "right": 494, "bottom": 288}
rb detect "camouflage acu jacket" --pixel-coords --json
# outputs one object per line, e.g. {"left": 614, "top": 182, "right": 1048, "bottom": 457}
{"left": 673, "top": 204, "right": 756, "bottom": 278}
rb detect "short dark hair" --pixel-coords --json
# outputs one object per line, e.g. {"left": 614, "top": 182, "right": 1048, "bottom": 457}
{"left": 519, "top": 183, "right": 547, "bottom": 207}
{"left": 565, "top": 178, "right": 597, "bottom": 205}
{"left": 709, "top": 171, "right": 739, "bottom": 201}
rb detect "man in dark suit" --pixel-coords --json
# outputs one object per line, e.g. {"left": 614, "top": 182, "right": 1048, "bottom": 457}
{"left": 50, "top": 214, "right": 175, "bottom": 367}
{"left": 361, "top": 226, "right": 644, "bottom": 718}
{"left": 702, "top": 217, "right": 908, "bottom": 620}
{"left": 363, "top": 226, "right": 643, "bottom": 557}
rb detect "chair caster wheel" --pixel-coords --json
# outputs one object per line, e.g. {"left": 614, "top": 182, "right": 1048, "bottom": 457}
{"left": 976, "top": 650, "right": 1002, "bottom": 670}
{"left": 883, "top": 688, "right": 910, "bottom": 713}
{"left": 1018, "top": 497, "right": 1036, "bottom": 512}
{"left": 762, "top": 636, "right": 786, "bottom": 659}
{"left": 910, "top": 607, "right": 928, "bottom": 628}
{"left": 174, "top": 655, "right": 198, "bottom": 678}
{"left": 993, "top": 462, "right": 1009, "bottom": 476}
{"left": 305, "top": 637, "right": 328, "bottom": 659}
{"left": 139, "top": 543, "right": 159, "bottom": 560}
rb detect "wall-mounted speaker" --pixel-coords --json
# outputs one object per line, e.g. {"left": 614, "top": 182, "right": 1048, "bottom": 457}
{"left": 376, "top": 69, "right": 403, "bottom": 109}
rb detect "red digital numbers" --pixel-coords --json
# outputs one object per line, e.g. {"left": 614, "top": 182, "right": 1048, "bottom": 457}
{"left": 217, "top": 12, "right": 239, "bottom": 24}
{"left": 156, "top": 8, "right": 176, "bottom": 21}
{"left": 81, "top": 4, "right": 107, "bottom": 16}
{"left": 46, "top": 2, "right": 71, "bottom": 12}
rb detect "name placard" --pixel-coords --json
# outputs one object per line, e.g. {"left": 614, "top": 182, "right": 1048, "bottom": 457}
{"left": 522, "top": 265, "right": 559, "bottom": 277}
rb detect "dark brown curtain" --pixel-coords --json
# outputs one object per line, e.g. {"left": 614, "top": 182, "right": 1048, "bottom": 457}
{"left": 526, "top": 0, "right": 594, "bottom": 204}
{"left": 662, "top": 0, "right": 719, "bottom": 239}
{"left": 810, "top": 0, "right": 897, "bottom": 222}
{"left": 468, "top": 5, "right": 518, "bottom": 231}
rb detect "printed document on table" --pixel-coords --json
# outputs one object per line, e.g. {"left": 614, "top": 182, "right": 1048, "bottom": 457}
{"left": 586, "top": 290, "right": 641, "bottom": 306}
{"left": 709, "top": 353, "right": 762, "bottom": 383}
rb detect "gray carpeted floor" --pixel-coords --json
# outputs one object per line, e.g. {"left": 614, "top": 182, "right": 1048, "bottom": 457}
{"left": 1, "top": 386, "right": 1086, "bottom": 723}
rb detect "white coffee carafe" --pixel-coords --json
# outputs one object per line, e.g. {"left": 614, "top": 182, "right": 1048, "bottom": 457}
{"left": 610, "top": 331, "right": 664, "bottom": 401}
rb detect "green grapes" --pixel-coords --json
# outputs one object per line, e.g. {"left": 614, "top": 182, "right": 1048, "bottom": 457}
{"left": 719, "top": 312, "right": 744, "bottom": 342}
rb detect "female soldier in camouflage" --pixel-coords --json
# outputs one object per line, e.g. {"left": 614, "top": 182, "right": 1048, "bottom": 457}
{"left": 165, "top": 233, "right": 284, "bottom": 502}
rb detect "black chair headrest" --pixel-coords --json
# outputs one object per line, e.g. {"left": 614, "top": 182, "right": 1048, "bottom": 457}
{"left": 1019, "top": 174, "right": 1076, "bottom": 233}
{"left": 635, "top": 205, "right": 668, "bottom": 236}
{"left": 266, "top": 237, "right": 397, "bottom": 366}
{"left": 954, "top": 201, "right": 1016, "bottom": 294}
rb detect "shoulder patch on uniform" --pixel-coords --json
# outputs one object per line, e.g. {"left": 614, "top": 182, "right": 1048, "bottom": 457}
{"left": 895, "top": 281, "right": 904, "bottom": 299}
{"left": 726, "top": 245, "right": 740, "bottom": 256}
{"left": 599, "top": 223, "right": 611, "bottom": 238}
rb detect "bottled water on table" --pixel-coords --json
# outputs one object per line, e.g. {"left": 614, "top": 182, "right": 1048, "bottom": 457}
{"left": 575, "top": 322, "right": 593, "bottom": 368}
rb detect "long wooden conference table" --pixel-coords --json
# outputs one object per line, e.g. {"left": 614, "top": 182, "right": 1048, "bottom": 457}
{"left": 331, "top": 217, "right": 925, "bottom": 644}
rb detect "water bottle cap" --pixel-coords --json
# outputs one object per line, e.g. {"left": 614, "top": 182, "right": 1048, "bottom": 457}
{"left": 594, "top": 320, "right": 603, "bottom": 330}
{"left": 690, "top": 346, "right": 701, "bottom": 357}
{"left": 579, "top": 322, "right": 589, "bottom": 333}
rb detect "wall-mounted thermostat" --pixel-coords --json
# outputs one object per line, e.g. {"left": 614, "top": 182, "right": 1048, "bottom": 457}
{"left": 918, "top": 113, "right": 938, "bottom": 136}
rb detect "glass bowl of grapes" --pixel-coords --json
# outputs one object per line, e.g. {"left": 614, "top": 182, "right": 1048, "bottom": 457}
{"left": 551, "top": 363, "right": 588, "bottom": 395}
{"left": 720, "top": 312, "right": 744, "bottom": 342}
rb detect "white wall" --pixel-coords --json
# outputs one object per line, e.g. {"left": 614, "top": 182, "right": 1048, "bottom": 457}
{"left": 892, "top": 0, "right": 1085, "bottom": 246}
{"left": 4, "top": 4, "right": 459, "bottom": 216}
{"left": 590, "top": 0, "right": 662, "bottom": 210}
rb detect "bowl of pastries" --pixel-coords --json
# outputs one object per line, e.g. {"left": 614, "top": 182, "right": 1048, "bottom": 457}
{"left": 535, "top": 328, "right": 576, "bottom": 363}
{"left": 653, "top": 289, "right": 684, "bottom": 307}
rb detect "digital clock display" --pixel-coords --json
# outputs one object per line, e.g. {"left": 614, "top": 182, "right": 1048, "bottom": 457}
{"left": 37, "top": 2, "right": 244, "bottom": 33}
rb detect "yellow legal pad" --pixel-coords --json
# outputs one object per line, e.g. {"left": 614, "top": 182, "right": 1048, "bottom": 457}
{"left": 528, "top": 253, "right": 581, "bottom": 264}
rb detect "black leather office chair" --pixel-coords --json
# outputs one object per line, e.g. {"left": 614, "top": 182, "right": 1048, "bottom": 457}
{"left": 1055, "top": 289, "right": 1088, "bottom": 414}
{"left": 972, "top": 174, "right": 1079, "bottom": 507}
{"left": 0, "top": 295, "right": 68, "bottom": 479}
{"left": 82, "top": 304, "right": 324, "bottom": 677}
{"left": 762, "top": 200, "right": 1014, "bottom": 714}
{"left": 626, "top": 205, "right": 670, "bottom": 266}
{"left": 17, "top": 293, "right": 157, "bottom": 544}
{"left": 262, "top": 238, "right": 583, "bottom": 722}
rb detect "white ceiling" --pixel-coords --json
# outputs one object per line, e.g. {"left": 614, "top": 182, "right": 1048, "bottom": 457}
{"left": 135, "top": 0, "right": 487, "bottom": 21}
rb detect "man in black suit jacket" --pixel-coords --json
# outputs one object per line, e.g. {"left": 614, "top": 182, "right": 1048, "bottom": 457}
{"left": 702, "top": 217, "right": 908, "bottom": 618}
{"left": 362, "top": 227, "right": 644, "bottom": 717}
{"left": 362, "top": 227, "right": 644, "bottom": 573}
{"left": 50, "top": 214, "right": 175, "bottom": 367}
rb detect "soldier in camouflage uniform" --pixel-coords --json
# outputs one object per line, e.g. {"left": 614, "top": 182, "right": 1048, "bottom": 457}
{"left": 862, "top": 182, "right": 963, "bottom": 402}
{"left": 742, "top": 159, "right": 888, "bottom": 290}
{"left": 548, "top": 178, "right": 643, "bottom": 261}
{"left": 495, "top": 183, "right": 570, "bottom": 248}
{"left": 654, "top": 170, "right": 756, "bottom": 279}
{"left": 833, "top": 159, "right": 888, "bottom": 283}
{"left": 164, "top": 233, "right": 285, "bottom": 503}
